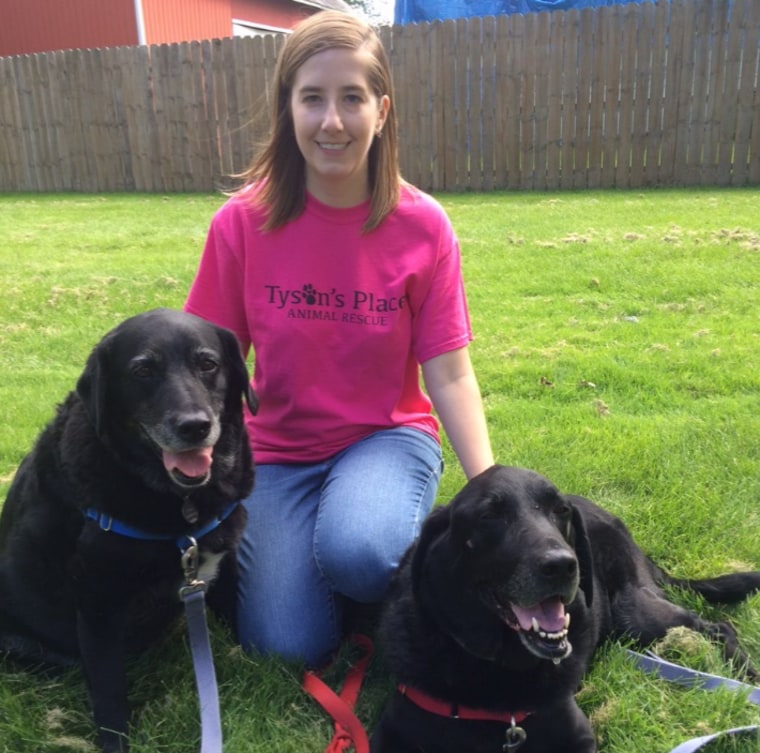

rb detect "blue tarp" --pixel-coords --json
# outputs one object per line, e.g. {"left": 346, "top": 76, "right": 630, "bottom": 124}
{"left": 395, "top": 0, "right": 654, "bottom": 24}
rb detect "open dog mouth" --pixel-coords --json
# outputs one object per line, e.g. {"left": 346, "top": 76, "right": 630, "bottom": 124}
{"left": 506, "top": 598, "right": 572, "bottom": 662}
{"left": 485, "top": 590, "right": 573, "bottom": 662}
{"left": 139, "top": 423, "right": 218, "bottom": 489}
{"left": 161, "top": 446, "right": 214, "bottom": 489}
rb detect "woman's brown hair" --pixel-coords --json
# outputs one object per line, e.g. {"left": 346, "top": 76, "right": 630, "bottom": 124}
{"left": 237, "top": 10, "right": 400, "bottom": 233}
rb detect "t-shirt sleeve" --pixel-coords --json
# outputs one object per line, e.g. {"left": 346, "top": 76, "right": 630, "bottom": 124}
{"left": 411, "top": 209, "right": 473, "bottom": 365}
{"left": 184, "top": 202, "right": 252, "bottom": 355}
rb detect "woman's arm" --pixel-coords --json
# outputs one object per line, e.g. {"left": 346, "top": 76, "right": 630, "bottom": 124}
{"left": 421, "top": 346, "right": 494, "bottom": 480}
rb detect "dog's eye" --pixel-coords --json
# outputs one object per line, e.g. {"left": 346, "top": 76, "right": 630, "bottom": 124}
{"left": 129, "top": 361, "right": 156, "bottom": 379}
{"left": 554, "top": 502, "right": 571, "bottom": 519}
{"left": 198, "top": 357, "right": 218, "bottom": 373}
{"left": 479, "top": 509, "right": 506, "bottom": 522}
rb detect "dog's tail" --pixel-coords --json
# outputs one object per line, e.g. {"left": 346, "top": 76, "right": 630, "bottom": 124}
{"left": 665, "top": 572, "right": 760, "bottom": 604}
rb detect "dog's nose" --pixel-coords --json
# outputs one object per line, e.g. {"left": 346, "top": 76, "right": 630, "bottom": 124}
{"left": 175, "top": 413, "right": 212, "bottom": 443}
{"left": 539, "top": 550, "right": 578, "bottom": 583}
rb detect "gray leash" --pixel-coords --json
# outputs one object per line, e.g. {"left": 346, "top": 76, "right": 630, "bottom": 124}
{"left": 627, "top": 649, "right": 760, "bottom": 752}
{"left": 181, "top": 539, "right": 223, "bottom": 753}
{"left": 668, "top": 727, "right": 759, "bottom": 753}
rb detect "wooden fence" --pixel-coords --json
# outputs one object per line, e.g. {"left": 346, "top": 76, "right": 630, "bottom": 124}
{"left": 0, "top": 0, "right": 758, "bottom": 193}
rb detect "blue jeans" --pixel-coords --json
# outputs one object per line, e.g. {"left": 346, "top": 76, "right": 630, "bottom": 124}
{"left": 236, "top": 427, "right": 443, "bottom": 667}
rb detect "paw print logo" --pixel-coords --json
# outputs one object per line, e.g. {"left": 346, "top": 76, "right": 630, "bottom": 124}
{"left": 303, "top": 284, "right": 317, "bottom": 305}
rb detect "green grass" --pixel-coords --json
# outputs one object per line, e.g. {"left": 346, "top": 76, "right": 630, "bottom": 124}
{"left": 1, "top": 188, "right": 759, "bottom": 752}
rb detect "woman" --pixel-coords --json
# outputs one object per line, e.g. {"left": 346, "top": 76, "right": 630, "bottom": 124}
{"left": 185, "top": 10, "right": 494, "bottom": 667}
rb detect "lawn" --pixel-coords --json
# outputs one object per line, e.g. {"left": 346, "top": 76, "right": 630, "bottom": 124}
{"left": 0, "top": 188, "right": 759, "bottom": 752}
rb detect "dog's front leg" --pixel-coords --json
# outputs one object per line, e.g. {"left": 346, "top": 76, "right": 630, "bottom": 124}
{"left": 525, "top": 699, "right": 596, "bottom": 753}
{"left": 77, "top": 606, "right": 131, "bottom": 753}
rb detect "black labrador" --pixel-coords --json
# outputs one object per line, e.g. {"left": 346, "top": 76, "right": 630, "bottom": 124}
{"left": 372, "top": 464, "right": 760, "bottom": 753}
{"left": 0, "top": 308, "right": 256, "bottom": 753}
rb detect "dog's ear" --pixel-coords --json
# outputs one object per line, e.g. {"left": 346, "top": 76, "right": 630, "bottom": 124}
{"left": 410, "top": 505, "right": 452, "bottom": 604}
{"left": 412, "top": 499, "right": 506, "bottom": 660}
{"left": 76, "top": 337, "right": 111, "bottom": 439}
{"left": 569, "top": 501, "right": 595, "bottom": 608}
{"left": 218, "top": 327, "right": 259, "bottom": 416}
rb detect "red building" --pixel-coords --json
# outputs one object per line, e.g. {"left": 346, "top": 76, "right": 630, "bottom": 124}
{"left": 0, "top": 0, "right": 352, "bottom": 58}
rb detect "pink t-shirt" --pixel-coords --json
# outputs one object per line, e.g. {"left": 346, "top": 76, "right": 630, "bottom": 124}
{"left": 185, "top": 183, "right": 472, "bottom": 464}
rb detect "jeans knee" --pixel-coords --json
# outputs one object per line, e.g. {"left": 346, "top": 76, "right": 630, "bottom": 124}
{"left": 237, "top": 594, "right": 341, "bottom": 667}
{"left": 239, "top": 625, "right": 336, "bottom": 668}
{"left": 316, "top": 529, "right": 406, "bottom": 603}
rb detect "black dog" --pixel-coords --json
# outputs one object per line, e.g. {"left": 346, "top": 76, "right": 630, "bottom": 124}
{"left": 372, "top": 465, "right": 760, "bottom": 753}
{"left": 0, "top": 308, "right": 256, "bottom": 753}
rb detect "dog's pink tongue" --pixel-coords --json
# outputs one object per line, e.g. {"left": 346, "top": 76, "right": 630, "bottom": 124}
{"left": 511, "top": 598, "right": 566, "bottom": 633}
{"left": 162, "top": 447, "right": 213, "bottom": 478}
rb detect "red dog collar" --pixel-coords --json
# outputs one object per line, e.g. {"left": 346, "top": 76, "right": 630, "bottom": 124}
{"left": 398, "top": 684, "right": 531, "bottom": 724}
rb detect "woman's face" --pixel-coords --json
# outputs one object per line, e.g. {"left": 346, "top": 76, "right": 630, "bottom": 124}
{"left": 290, "top": 47, "right": 390, "bottom": 208}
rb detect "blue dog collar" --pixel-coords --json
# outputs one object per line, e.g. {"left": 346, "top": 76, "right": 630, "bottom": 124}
{"left": 84, "top": 501, "right": 240, "bottom": 550}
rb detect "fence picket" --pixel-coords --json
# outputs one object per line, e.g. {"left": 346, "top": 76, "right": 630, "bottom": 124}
{"left": 629, "top": 2, "right": 653, "bottom": 187}
{"left": 687, "top": 0, "right": 717, "bottom": 185}
{"left": 520, "top": 12, "right": 538, "bottom": 190}
{"left": 0, "top": 58, "right": 21, "bottom": 188}
{"left": 599, "top": 5, "right": 620, "bottom": 188}
{"left": 546, "top": 11, "right": 564, "bottom": 188}
{"left": 572, "top": 8, "right": 594, "bottom": 189}
{"left": 416, "top": 22, "right": 434, "bottom": 190}
{"left": 481, "top": 17, "right": 496, "bottom": 192}
{"left": 504, "top": 13, "right": 523, "bottom": 190}
{"left": 492, "top": 15, "right": 509, "bottom": 189}
{"left": 615, "top": 4, "right": 638, "bottom": 187}
{"left": 733, "top": 0, "right": 760, "bottom": 185}
{"left": 587, "top": 9, "right": 606, "bottom": 188}
{"left": 441, "top": 18, "right": 458, "bottom": 190}
{"left": 715, "top": 0, "right": 743, "bottom": 186}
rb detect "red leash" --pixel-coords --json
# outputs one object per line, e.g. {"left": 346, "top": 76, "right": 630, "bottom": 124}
{"left": 302, "top": 634, "right": 374, "bottom": 753}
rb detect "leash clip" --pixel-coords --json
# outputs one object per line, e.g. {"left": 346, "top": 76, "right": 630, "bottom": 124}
{"left": 179, "top": 537, "right": 207, "bottom": 598}
{"left": 503, "top": 715, "right": 527, "bottom": 751}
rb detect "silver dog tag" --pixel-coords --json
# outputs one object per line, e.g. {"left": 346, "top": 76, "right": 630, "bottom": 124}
{"left": 503, "top": 721, "right": 527, "bottom": 751}
{"left": 182, "top": 499, "right": 199, "bottom": 524}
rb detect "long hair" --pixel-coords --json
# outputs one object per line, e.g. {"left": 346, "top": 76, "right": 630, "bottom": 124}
{"left": 237, "top": 10, "right": 400, "bottom": 233}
